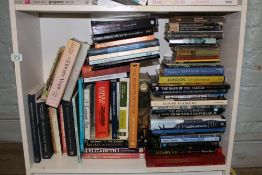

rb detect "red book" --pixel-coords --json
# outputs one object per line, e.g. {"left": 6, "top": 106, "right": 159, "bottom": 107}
{"left": 95, "top": 81, "right": 110, "bottom": 138}
{"left": 58, "top": 105, "right": 67, "bottom": 154}
{"left": 82, "top": 65, "right": 130, "bottom": 78}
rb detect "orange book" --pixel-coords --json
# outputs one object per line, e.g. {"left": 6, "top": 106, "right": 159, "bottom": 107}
{"left": 46, "top": 39, "right": 81, "bottom": 108}
{"left": 95, "top": 35, "right": 155, "bottom": 49}
{"left": 128, "top": 63, "right": 140, "bottom": 148}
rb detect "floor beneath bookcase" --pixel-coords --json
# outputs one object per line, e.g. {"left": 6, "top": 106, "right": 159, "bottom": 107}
{"left": 0, "top": 143, "right": 261, "bottom": 175}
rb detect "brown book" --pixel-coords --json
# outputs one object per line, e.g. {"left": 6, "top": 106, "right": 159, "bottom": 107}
{"left": 95, "top": 35, "right": 155, "bottom": 49}
{"left": 128, "top": 63, "right": 140, "bottom": 148}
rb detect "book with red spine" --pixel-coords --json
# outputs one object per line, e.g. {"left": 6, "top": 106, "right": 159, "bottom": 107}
{"left": 58, "top": 104, "right": 67, "bottom": 154}
{"left": 95, "top": 81, "right": 110, "bottom": 138}
{"left": 82, "top": 65, "right": 130, "bottom": 78}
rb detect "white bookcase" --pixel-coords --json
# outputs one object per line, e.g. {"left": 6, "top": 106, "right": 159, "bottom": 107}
{"left": 9, "top": 0, "right": 247, "bottom": 174}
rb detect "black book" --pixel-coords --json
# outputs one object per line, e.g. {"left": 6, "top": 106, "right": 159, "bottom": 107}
{"left": 92, "top": 28, "right": 154, "bottom": 43}
{"left": 61, "top": 100, "right": 77, "bottom": 156}
{"left": 91, "top": 17, "right": 158, "bottom": 35}
{"left": 37, "top": 100, "right": 54, "bottom": 159}
{"left": 110, "top": 80, "right": 118, "bottom": 139}
{"left": 165, "top": 31, "right": 224, "bottom": 39}
{"left": 27, "top": 83, "right": 45, "bottom": 163}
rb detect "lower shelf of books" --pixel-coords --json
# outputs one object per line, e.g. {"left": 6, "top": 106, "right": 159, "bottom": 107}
{"left": 30, "top": 155, "right": 226, "bottom": 174}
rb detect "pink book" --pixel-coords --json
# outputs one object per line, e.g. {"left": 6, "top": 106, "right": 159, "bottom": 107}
{"left": 58, "top": 104, "right": 67, "bottom": 154}
{"left": 46, "top": 39, "right": 81, "bottom": 108}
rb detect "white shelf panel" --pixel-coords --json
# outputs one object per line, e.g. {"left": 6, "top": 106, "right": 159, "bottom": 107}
{"left": 31, "top": 155, "right": 226, "bottom": 174}
{"left": 15, "top": 5, "right": 242, "bottom": 14}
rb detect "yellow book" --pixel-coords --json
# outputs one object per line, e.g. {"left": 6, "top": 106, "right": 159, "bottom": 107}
{"left": 128, "top": 63, "right": 140, "bottom": 148}
{"left": 158, "top": 75, "right": 225, "bottom": 85}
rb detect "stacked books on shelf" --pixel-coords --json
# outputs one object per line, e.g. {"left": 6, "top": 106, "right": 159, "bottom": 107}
{"left": 145, "top": 15, "right": 230, "bottom": 167}
{"left": 82, "top": 16, "right": 159, "bottom": 159}
{"left": 27, "top": 16, "right": 160, "bottom": 162}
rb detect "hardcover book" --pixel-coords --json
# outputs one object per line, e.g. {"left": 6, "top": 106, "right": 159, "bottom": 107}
{"left": 119, "top": 78, "right": 129, "bottom": 139}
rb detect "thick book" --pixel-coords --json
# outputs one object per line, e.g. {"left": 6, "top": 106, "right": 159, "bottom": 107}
{"left": 91, "top": 17, "right": 158, "bottom": 35}
{"left": 128, "top": 63, "right": 140, "bottom": 148}
{"left": 58, "top": 104, "right": 67, "bottom": 154}
{"left": 160, "top": 66, "right": 224, "bottom": 76}
{"left": 46, "top": 39, "right": 81, "bottom": 108}
{"left": 165, "top": 31, "right": 224, "bottom": 39}
{"left": 61, "top": 100, "right": 77, "bottom": 156}
{"left": 91, "top": 54, "right": 160, "bottom": 70}
{"left": 48, "top": 107, "right": 62, "bottom": 155}
{"left": 63, "top": 42, "right": 89, "bottom": 102}
{"left": 168, "top": 38, "right": 216, "bottom": 44}
{"left": 147, "top": 0, "right": 237, "bottom": 5}
{"left": 83, "top": 72, "right": 128, "bottom": 83}
{"left": 89, "top": 46, "right": 160, "bottom": 61}
{"left": 119, "top": 78, "right": 129, "bottom": 139}
{"left": 27, "top": 83, "right": 45, "bottom": 163}
{"left": 166, "top": 22, "right": 223, "bottom": 32}
{"left": 83, "top": 84, "right": 92, "bottom": 140}
{"left": 110, "top": 80, "right": 118, "bottom": 139}
{"left": 81, "top": 64, "right": 130, "bottom": 78}
{"left": 95, "top": 35, "right": 155, "bottom": 48}
{"left": 169, "top": 16, "right": 225, "bottom": 23}
{"left": 88, "top": 39, "right": 159, "bottom": 56}
{"left": 92, "top": 28, "right": 154, "bottom": 43}
{"left": 78, "top": 78, "right": 84, "bottom": 153}
{"left": 151, "top": 107, "right": 225, "bottom": 116}
{"left": 95, "top": 81, "right": 110, "bottom": 138}
{"left": 158, "top": 75, "right": 225, "bottom": 85}
{"left": 37, "top": 100, "right": 54, "bottom": 159}
{"left": 89, "top": 49, "right": 160, "bottom": 65}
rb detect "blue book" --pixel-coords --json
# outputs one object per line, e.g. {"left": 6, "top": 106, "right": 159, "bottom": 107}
{"left": 78, "top": 78, "right": 84, "bottom": 153}
{"left": 88, "top": 39, "right": 159, "bottom": 56}
{"left": 151, "top": 128, "right": 225, "bottom": 135}
{"left": 110, "top": 80, "right": 118, "bottom": 139}
{"left": 160, "top": 134, "right": 221, "bottom": 143}
{"left": 161, "top": 66, "right": 224, "bottom": 76}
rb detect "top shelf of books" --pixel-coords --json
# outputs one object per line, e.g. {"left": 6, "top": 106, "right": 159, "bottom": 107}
{"left": 15, "top": 4, "right": 242, "bottom": 14}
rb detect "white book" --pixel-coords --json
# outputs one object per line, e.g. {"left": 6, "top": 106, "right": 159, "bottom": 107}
{"left": 72, "top": 91, "right": 80, "bottom": 161}
{"left": 147, "top": 0, "right": 238, "bottom": 6}
{"left": 63, "top": 42, "right": 89, "bottom": 101}
{"left": 15, "top": 0, "right": 97, "bottom": 4}
{"left": 83, "top": 72, "right": 128, "bottom": 83}
{"left": 83, "top": 84, "right": 92, "bottom": 140}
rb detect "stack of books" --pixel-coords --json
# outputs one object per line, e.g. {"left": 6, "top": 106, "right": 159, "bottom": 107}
{"left": 145, "top": 15, "right": 230, "bottom": 167}
{"left": 82, "top": 16, "right": 159, "bottom": 159}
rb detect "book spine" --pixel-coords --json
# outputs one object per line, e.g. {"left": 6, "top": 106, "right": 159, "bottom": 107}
{"left": 84, "top": 147, "right": 142, "bottom": 153}
{"left": 151, "top": 107, "right": 225, "bottom": 115}
{"left": 160, "top": 141, "right": 219, "bottom": 149}
{"left": 119, "top": 78, "right": 129, "bottom": 139}
{"left": 110, "top": 80, "right": 118, "bottom": 139}
{"left": 93, "top": 28, "right": 154, "bottom": 43}
{"left": 72, "top": 92, "right": 80, "bottom": 159}
{"left": 158, "top": 75, "right": 225, "bottom": 85}
{"left": 83, "top": 72, "right": 128, "bottom": 83}
{"left": 84, "top": 85, "right": 91, "bottom": 140}
{"left": 174, "top": 56, "right": 219, "bottom": 60}
{"left": 162, "top": 67, "right": 224, "bottom": 76}
{"left": 48, "top": 107, "right": 62, "bottom": 155}
{"left": 164, "top": 93, "right": 225, "bottom": 99}
{"left": 169, "top": 38, "right": 216, "bottom": 44}
{"left": 37, "top": 102, "right": 54, "bottom": 159}
{"left": 18, "top": 0, "right": 96, "bottom": 4}
{"left": 84, "top": 139, "right": 128, "bottom": 148}
{"left": 151, "top": 128, "right": 226, "bottom": 135}
{"left": 82, "top": 65, "right": 130, "bottom": 78}
{"left": 160, "top": 135, "right": 221, "bottom": 143}
{"left": 78, "top": 78, "right": 84, "bottom": 153}
{"left": 165, "top": 31, "right": 224, "bottom": 39}
{"left": 91, "top": 17, "right": 158, "bottom": 35}
{"left": 174, "top": 49, "right": 219, "bottom": 56}
{"left": 95, "top": 81, "right": 110, "bottom": 138}
{"left": 89, "top": 39, "right": 159, "bottom": 56}
{"left": 128, "top": 63, "right": 140, "bottom": 148}
{"left": 148, "top": 0, "right": 237, "bottom": 5}
{"left": 27, "top": 95, "right": 41, "bottom": 163}
{"left": 41, "top": 47, "right": 64, "bottom": 101}
{"left": 91, "top": 54, "right": 160, "bottom": 70}
{"left": 151, "top": 99, "right": 227, "bottom": 107}
{"left": 46, "top": 39, "right": 81, "bottom": 108}
{"left": 169, "top": 16, "right": 225, "bottom": 23}
{"left": 83, "top": 153, "right": 144, "bottom": 159}
{"left": 63, "top": 43, "right": 89, "bottom": 101}
{"left": 89, "top": 46, "right": 160, "bottom": 62}
{"left": 151, "top": 84, "right": 230, "bottom": 91}
{"left": 58, "top": 104, "right": 67, "bottom": 154}
{"left": 89, "top": 50, "right": 160, "bottom": 65}
{"left": 95, "top": 35, "right": 155, "bottom": 48}
{"left": 167, "top": 23, "right": 223, "bottom": 32}
{"left": 61, "top": 100, "right": 77, "bottom": 156}
{"left": 152, "top": 89, "right": 228, "bottom": 96}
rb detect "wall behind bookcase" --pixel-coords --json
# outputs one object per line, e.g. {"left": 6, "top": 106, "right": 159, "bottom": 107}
{"left": 0, "top": 0, "right": 262, "bottom": 167}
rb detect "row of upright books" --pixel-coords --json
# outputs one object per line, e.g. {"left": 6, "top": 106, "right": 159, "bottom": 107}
{"left": 146, "top": 15, "right": 229, "bottom": 167}
{"left": 27, "top": 15, "right": 230, "bottom": 167}
{"left": 16, "top": 0, "right": 238, "bottom": 5}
